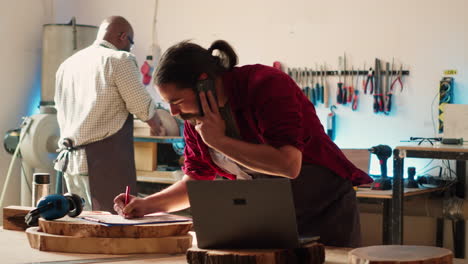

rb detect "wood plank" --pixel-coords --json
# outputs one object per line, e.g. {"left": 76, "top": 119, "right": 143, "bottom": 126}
{"left": 134, "top": 141, "right": 157, "bottom": 171}
{"left": 348, "top": 245, "right": 452, "bottom": 264}
{"left": 137, "top": 170, "right": 182, "bottom": 184}
{"left": 397, "top": 144, "right": 468, "bottom": 153}
{"left": 3, "top": 205, "right": 34, "bottom": 231}
{"left": 26, "top": 227, "right": 192, "bottom": 254}
{"left": 356, "top": 187, "right": 444, "bottom": 199}
{"left": 186, "top": 242, "right": 325, "bottom": 264}
{"left": 39, "top": 217, "right": 192, "bottom": 238}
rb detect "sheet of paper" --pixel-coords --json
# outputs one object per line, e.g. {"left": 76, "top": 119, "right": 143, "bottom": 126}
{"left": 79, "top": 212, "right": 191, "bottom": 226}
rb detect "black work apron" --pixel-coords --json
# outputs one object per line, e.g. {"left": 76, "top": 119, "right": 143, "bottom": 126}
{"left": 85, "top": 114, "right": 137, "bottom": 212}
{"left": 253, "top": 163, "right": 361, "bottom": 248}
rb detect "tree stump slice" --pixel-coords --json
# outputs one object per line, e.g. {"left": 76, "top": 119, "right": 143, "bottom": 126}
{"left": 38, "top": 217, "right": 192, "bottom": 238}
{"left": 26, "top": 226, "right": 192, "bottom": 254}
{"left": 348, "top": 245, "right": 453, "bottom": 264}
{"left": 186, "top": 242, "right": 325, "bottom": 264}
{"left": 2, "top": 206, "right": 34, "bottom": 231}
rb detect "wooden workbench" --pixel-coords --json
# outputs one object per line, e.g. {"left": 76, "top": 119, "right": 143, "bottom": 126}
{"left": 2, "top": 227, "right": 467, "bottom": 263}
{"left": 356, "top": 187, "right": 445, "bottom": 199}
{"left": 393, "top": 144, "right": 468, "bottom": 258}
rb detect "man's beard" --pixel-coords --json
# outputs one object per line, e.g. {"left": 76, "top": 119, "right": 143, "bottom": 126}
{"left": 177, "top": 113, "right": 200, "bottom": 125}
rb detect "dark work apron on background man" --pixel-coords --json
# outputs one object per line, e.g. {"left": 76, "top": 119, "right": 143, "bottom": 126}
{"left": 85, "top": 114, "right": 137, "bottom": 212}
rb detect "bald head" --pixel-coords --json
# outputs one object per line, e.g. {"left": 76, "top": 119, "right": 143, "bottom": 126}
{"left": 96, "top": 16, "right": 134, "bottom": 52}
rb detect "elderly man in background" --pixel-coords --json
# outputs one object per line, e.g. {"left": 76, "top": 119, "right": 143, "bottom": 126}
{"left": 54, "top": 16, "right": 163, "bottom": 211}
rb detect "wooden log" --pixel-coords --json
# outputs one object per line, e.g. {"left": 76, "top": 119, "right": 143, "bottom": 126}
{"left": 2, "top": 206, "right": 34, "bottom": 231}
{"left": 186, "top": 242, "right": 325, "bottom": 264}
{"left": 38, "top": 216, "right": 192, "bottom": 238}
{"left": 348, "top": 245, "right": 453, "bottom": 264}
{"left": 26, "top": 226, "right": 192, "bottom": 254}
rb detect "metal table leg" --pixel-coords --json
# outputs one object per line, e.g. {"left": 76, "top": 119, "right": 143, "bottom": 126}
{"left": 382, "top": 199, "right": 391, "bottom": 244}
{"left": 436, "top": 218, "right": 444, "bottom": 247}
{"left": 454, "top": 160, "right": 466, "bottom": 258}
{"left": 391, "top": 149, "right": 404, "bottom": 244}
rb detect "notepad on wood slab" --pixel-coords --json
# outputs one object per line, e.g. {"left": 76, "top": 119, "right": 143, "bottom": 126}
{"left": 79, "top": 212, "right": 192, "bottom": 226}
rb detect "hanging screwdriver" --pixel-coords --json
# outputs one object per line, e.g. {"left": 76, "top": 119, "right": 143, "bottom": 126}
{"left": 373, "top": 58, "right": 382, "bottom": 113}
{"left": 342, "top": 53, "right": 348, "bottom": 105}
{"left": 314, "top": 65, "right": 322, "bottom": 105}
{"left": 323, "top": 64, "right": 329, "bottom": 107}
{"left": 352, "top": 66, "right": 359, "bottom": 111}
{"left": 348, "top": 66, "right": 354, "bottom": 103}
{"left": 337, "top": 56, "right": 344, "bottom": 104}
{"left": 385, "top": 59, "right": 395, "bottom": 114}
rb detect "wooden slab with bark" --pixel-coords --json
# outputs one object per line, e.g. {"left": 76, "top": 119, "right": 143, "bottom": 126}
{"left": 186, "top": 242, "right": 325, "bottom": 264}
{"left": 26, "top": 227, "right": 192, "bottom": 254}
{"left": 38, "top": 216, "right": 192, "bottom": 238}
{"left": 2, "top": 206, "right": 34, "bottom": 231}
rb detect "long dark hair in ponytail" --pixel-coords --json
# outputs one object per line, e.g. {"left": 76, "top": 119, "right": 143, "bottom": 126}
{"left": 153, "top": 40, "right": 238, "bottom": 90}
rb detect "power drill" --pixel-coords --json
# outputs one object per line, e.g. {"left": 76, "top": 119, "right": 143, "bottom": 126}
{"left": 369, "top": 145, "right": 392, "bottom": 190}
{"left": 25, "top": 193, "right": 85, "bottom": 226}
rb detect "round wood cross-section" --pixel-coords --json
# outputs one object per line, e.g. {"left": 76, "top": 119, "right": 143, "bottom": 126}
{"left": 349, "top": 245, "right": 453, "bottom": 264}
{"left": 38, "top": 217, "right": 192, "bottom": 238}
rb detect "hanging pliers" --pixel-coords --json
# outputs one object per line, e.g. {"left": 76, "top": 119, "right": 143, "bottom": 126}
{"left": 364, "top": 68, "right": 374, "bottom": 94}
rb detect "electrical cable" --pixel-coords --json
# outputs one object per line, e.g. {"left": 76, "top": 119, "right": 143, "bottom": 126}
{"left": 431, "top": 91, "right": 440, "bottom": 137}
{"left": 0, "top": 139, "right": 21, "bottom": 208}
{"left": 417, "top": 159, "right": 435, "bottom": 174}
{"left": 0, "top": 118, "right": 32, "bottom": 207}
{"left": 418, "top": 165, "right": 443, "bottom": 176}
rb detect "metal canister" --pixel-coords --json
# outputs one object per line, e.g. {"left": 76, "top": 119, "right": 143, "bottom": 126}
{"left": 32, "top": 173, "right": 50, "bottom": 206}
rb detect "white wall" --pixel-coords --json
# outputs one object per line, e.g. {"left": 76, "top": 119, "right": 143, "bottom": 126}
{"left": 154, "top": 0, "right": 468, "bottom": 175}
{"left": 54, "top": 0, "right": 468, "bottom": 173}
{"left": 0, "top": 0, "right": 54, "bottom": 217}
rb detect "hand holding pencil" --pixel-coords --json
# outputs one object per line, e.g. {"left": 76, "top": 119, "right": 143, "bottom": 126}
{"left": 113, "top": 187, "right": 147, "bottom": 219}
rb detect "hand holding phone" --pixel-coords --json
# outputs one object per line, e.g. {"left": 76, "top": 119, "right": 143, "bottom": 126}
{"left": 196, "top": 78, "right": 217, "bottom": 116}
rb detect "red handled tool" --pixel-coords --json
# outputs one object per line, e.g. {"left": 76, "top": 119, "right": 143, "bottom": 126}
{"left": 364, "top": 68, "right": 374, "bottom": 94}
{"left": 336, "top": 56, "right": 344, "bottom": 104}
{"left": 391, "top": 64, "right": 404, "bottom": 92}
{"left": 327, "top": 105, "right": 337, "bottom": 141}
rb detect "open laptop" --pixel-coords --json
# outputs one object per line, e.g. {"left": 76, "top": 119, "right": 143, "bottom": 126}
{"left": 186, "top": 179, "right": 319, "bottom": 249}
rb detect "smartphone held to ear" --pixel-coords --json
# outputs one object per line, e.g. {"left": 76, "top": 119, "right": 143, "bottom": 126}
{"left": 196, "top": 79, "right": 217, "bottom": 116}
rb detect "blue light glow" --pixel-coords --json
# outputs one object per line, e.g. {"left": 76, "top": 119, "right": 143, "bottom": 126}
{"left": 25, "top": 62, "right": 42, "bottom": 116}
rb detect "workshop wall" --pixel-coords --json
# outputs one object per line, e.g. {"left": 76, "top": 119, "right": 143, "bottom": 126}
{"left": 152, "top": 0, "right": 468, "bottom": 176}
{"left": 0, "top": 0, "right": 55, "bottom": 219}
{"left": 55, "top": 0, "right": 468, "bottom": 176}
